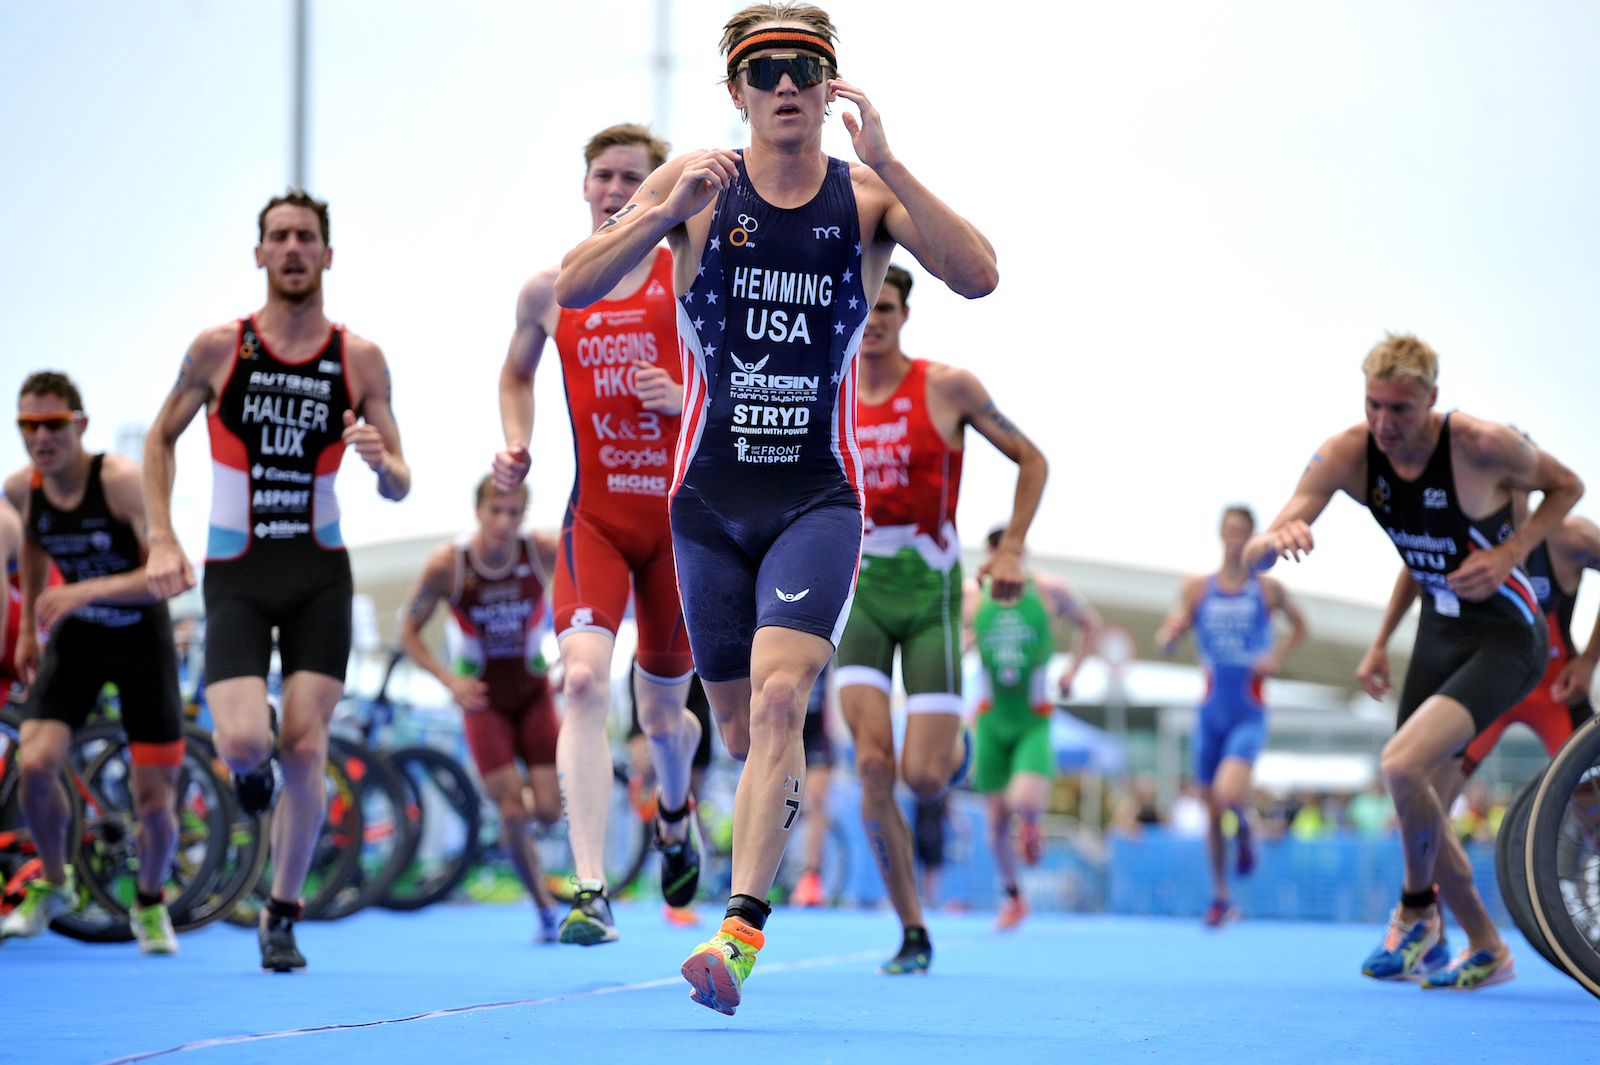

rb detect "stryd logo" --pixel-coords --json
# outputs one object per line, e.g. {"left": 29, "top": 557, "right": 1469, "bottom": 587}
{"left": 812, "top": 226, "right": 840, "bottom": 239}
{"left": 1423, "top": 487, "right": 1449, "bottom": 509}
{"left": 775, "top": 587, "right": 810, "bottom": 602}
{"left": 585, "top": 312, "right": 604, "bottom": 330}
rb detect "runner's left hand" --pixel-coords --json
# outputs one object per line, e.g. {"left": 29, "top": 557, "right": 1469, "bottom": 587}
{"left": 1446, "top": 542, "right": 1515, "bottom": 602}
{"left": 830, "top": 80, "right": 894, "bottom": 171}
{"left": 979, "top": 545, "right": 1025, "bottom": 605}
{"left": 633, "top": 361, "right": 683, "bottom": 416}
{"left": 1252, "top": 651, "right": 1284, "bottom": 679}
{"left": 343, "top": 410, "right": 388, "bottom": 474}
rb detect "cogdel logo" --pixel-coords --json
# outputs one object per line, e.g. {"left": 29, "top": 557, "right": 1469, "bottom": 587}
{"left": 585, "top": 312, "right": 604, "bottom": 330}
{"left": 775, "top": 587, "right": 810, "bottom": 603}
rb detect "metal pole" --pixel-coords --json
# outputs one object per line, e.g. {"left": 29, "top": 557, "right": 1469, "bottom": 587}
{"left": 652, "top": 0, "right": 672, "bottom": 140}
{"left": 291, "top": 0, "right": 309, "bottom": 189}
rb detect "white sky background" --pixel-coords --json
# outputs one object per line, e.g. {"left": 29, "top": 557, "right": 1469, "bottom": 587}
{"left": 2, "top": 1, "right": 1597, "bottom": 616}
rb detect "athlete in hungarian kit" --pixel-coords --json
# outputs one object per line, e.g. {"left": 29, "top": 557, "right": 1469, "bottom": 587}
{"left": 2, "top": 373, "right": 184, "bottom": 953}
{"left": 494, "top": 124, "right": 701, "bottom": 944}
{"left": 1245, "top": 334, "right": 1581, "bottom": 990}
{"left": 555, "top": 3, "right": 997, "bottom": 1013}
{"left": 965, "top": 526, "right": 1100, "bottom": 932}
{"left": 400, "top": 477, "right": 562, "bottom": 942}
{"left": 837, "top": 265, "right": 1047, "bottom": 972}
{"left": 145, "top": 191, "right": 410, "bottom": 971}
{"left": 1157, "top": 505, "right": 1307, "bottom": 928}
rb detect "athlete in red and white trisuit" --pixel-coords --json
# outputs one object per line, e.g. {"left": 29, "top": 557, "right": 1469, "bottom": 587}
{"left": 145, "top": 191, "right": 410, "bottom": 972}
{"left": 400, "top": 477, "right": 562, "bottom": 941}
{"left": 493, "top": 124, "right": 700, "bottom": 944}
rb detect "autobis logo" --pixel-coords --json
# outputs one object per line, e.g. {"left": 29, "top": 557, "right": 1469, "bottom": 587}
{"left": 599, "top": 445, "right": 669, "bottom": 470}
{"left": 585, "top": 312, "right": 604, "bottom": 330}
{"left": 729, "top": 213, "right": 758, "bottom": 248}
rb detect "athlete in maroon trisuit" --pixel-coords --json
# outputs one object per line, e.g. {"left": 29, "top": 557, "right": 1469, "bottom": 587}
{"left": 400, "top": 477, "right": 562, "bottom": 941}
{"left": 494, "top": 124, "right": 700, "bottom": 944}
{"left": 835, "top": 264, "right": 1048, "bottom": 973}
{"left": 145, "top": 191, "right": 410, "bottom": 971}
{"left": 1245, "top": 334, "right": 1582, "bottom": 990}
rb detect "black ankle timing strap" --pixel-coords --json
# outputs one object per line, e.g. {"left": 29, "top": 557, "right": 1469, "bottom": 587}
{"left": 1400, "top": 885, "right": 1437, "bottom": 909}
{"left": 658, "top": 797, "right": 692, "bottom": 824}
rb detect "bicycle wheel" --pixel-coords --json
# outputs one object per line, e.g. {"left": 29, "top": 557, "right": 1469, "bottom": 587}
{"left": 1525, "top": 715, "right": 1600, "bottom": 998}
{"left": 167, "top": 726, "right": 269, "bottom": 932}
{"left": 379, "top": 745, "right": 481, "bottom": 910}
{"left": 228, "top": 749, "right": 366, "bottom": 927}
{"left": 306, "top": 738, "right": 418, "bottom": 920}
{"left": 69, "top": 725, "right": 233, "bottom": 940}
{"left": 535, "top": 764, "right": 651, "bottom": 902}
{"left": 1495, "top": 771, "right": 1562, "bottom": 972}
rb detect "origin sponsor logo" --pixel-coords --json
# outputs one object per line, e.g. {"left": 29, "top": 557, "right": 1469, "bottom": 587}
{"left": 607, "top": 473, "right": 668, "bottom": 496}
{"left": 254, "top": 521, "right": 310, "bottom": 539}
{"left": 599, "top": 445, "right": 669, "bottom": 470}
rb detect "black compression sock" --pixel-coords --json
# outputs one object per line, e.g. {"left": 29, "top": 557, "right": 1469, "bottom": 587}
{"left": 902, "top": 924, "right": 929, "bottom": 949}
{"left": 726, "top": 894, "right": 772, "bottom": 931}
{"left": 1004, "top": 883, "right": 1020, "bottom": 900}
{"left": 267, "top": 896, "right": 302, "bottom": 922}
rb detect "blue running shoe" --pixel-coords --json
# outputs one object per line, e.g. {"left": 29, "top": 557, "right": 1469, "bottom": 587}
{"left": 1361, "top": 907, "right": 1442, "bottom": 981}
{"left": 1414, "top": 933, "right": 1451, "bottom": 980}
{"left": 949, "top": 725, "right": 974, "bottom": 789}
{"left": 1422, "top": 946, "right": 1515, "bottom": 991}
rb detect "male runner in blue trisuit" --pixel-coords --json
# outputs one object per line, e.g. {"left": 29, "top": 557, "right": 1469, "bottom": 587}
{"left": 555, "top": 1, "right": 998, "bottom": 1014}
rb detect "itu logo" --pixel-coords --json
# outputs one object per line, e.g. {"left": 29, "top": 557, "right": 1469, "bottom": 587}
{"left": 729, "top": 213, "right": 759, "bottom": 248}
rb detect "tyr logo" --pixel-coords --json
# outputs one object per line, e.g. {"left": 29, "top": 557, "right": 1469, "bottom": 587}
{"left": 812, "top": 226, "right": 841, "bottom": 239}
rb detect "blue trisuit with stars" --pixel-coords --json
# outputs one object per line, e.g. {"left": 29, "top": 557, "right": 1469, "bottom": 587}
{"left": 669, "top": 151, "right": 870, "bottom": 682}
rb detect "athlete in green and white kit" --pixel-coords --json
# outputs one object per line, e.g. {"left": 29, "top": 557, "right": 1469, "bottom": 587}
{"left": 967, "top": 525, "right": 1100, "bottom": 931}
{"left": 837, "top": 265, "right": 1048, "bottom": 974}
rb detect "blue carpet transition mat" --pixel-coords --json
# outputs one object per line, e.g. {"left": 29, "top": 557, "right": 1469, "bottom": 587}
{"left": 6, "top": 903, "right": 1595, "bottom": 1063}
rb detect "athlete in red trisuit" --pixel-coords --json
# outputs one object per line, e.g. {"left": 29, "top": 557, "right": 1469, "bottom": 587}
{"left": 400, "top": 477, "right": 563, "bottom": 942}
{"left": 144, "top": 191, "right": 410, "bottom": 971}
{"left": 494, "top": 125, "right": 701, "bottom": 944}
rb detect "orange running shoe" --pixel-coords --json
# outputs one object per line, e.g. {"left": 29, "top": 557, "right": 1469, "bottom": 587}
{"left": 996, "top": 892, "right": 1030, "bottom": 931}
{"left": 1018, "top": 819, "right": 1043, "bottom": 866}
{"left": 663, "top": 904, "right": 701, "bottom": 927}
{"left": 791, "top": 869, "right": 826, "bottom": 908}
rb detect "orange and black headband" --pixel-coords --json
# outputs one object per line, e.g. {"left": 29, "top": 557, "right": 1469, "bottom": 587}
{"left": 726, "top": 27, "right": 837, "bottom": 78}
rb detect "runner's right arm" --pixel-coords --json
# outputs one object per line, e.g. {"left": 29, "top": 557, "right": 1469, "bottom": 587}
{"left": 1245, "top": 425, "right": 1367, "bottom": 572}
{"left": 14, "top": 514, "right": 50, "bottom": 687}
{"left": 1156, "top": 576, "right": 1205, "bottom": 656}
{"left": 144, "top": 327, "right": 234, "bottom": 599}
{"left": 494, "top": 269, "right": 558, "bottom": 492}
{"left": 556, "top": 151, "right": 739, "bottom": 307}
{"left": 398, "top": 544, "right": 489, "bottom": 713}
{"left": 31, "top": 454, "right": 158, "bottom": 631}
{"left": 1357, "top": 568, "right": 1420, "bottom": 699}
{"left": 0, "top": 498, "right": 18, "bottom": 652}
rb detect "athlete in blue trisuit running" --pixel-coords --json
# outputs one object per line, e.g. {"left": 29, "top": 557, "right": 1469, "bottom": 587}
{"left": 556, "top": 2, "right": 998, "bottom": 1015}
{"left": 1157, "top": 505, "right": 1307, "bottom": 928}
